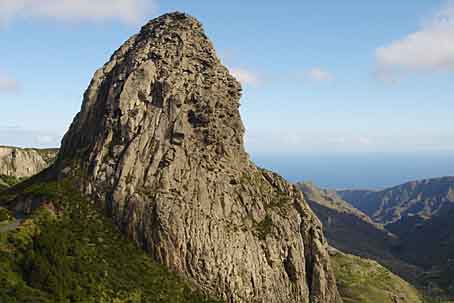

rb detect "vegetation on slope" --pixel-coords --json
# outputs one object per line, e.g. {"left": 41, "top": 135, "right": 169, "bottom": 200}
{"left": 0, "top": 180, "right": 221, "bottom": 303}
{"left": 0, "top": 179, "right": 8, "bottom": 192}
{"left": 0, "top": 207, "right": 12, "bottom": 222}
{"left": 330, "top": 249, "right": 423, "bottom": 303}
{"left": 387, "top": 204, "right": 454, "bottom": 299}
{"left": 0, "top": 175, "right": 25, "bottom": 191}
{"left": 336, "top": 178, "right": 454, "bottom": 299}
{"left": 298, "top": 181, "right": 380, "bottom": 225}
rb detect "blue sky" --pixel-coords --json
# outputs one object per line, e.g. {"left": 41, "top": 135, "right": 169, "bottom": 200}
{"left": 1, "top": 0, "right": 453, "bottom": 160}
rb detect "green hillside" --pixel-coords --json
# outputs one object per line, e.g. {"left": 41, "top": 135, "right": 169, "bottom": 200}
{"left": 0, "top": 175, "right": 24, "bottom": 192}
{"left": 331, "top": 249, "right": 423, "bottom": 303}
{"left": 0, "top": 180, "right": 220, "bottom": 303}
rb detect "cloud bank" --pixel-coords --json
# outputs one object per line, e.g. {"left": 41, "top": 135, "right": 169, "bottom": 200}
{"left": 0, "top": 0, "right": 156, "bottom": 25}
{"left": 376, "top": 1, "right": 454, "bottom": 75}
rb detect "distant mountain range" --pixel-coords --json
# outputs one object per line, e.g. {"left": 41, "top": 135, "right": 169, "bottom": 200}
{"left": 299, "top": 178, "right": 454, "bottom": 299}
{"left": 297, "top": 182, "right": 423, "bottom": 282}
{"left": 338, "top": 177, "right": 454, "bottom": 287}
{"left": 337, "top": 177, "right": 454, "bottom": 225}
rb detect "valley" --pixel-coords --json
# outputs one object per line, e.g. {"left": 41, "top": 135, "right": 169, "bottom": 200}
{"left": 299, "top": 179, "right": 454, "bottom": 301}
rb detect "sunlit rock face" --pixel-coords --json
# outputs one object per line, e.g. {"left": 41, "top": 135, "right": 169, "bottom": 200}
{"left": 0, "top": 146, "right": 57, "bottom": 178}
{"left": 56, "top": 12, "right": 342, "bottom": 303}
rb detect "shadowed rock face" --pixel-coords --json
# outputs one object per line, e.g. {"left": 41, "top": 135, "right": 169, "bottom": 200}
{"left": 55, "top": 12, "right": 342, "bottom": 303}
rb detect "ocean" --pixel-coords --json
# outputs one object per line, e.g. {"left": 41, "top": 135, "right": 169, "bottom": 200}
{"left": 252, "top": 151, "right": 454, "bottom": 190}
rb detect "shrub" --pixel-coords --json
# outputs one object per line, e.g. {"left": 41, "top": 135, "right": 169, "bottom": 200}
{"left": 0, "top": 207, "right": 11, "bottom": 222}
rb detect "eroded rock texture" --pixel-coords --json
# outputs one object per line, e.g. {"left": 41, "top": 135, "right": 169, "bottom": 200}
{"left": 0, "top": 146, "right": 57, "bottom": 178}
{"left": 56, "top": 12, "right": 342, "bottom": 303}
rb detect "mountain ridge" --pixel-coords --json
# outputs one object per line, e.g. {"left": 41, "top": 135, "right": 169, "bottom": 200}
{"left": 333, "top": 177, "right": 454, "bottom": 298}
{"left": 337, "top": 176, "right": 454, "bottom": 225}
{"left": 297, "top": 181, "right": 423, "bottom": 284}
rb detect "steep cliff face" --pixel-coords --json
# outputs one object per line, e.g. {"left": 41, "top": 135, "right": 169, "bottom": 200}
{"left": 0, "top": 146, "right": 57, "bottom": 178}
{"left": 55, "top": 12, "right": 341, "bottom": 303}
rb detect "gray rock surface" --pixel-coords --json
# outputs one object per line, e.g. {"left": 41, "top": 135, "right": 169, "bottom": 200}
{"left": 55, "top": 12, "right": 342, "bottom": 303}
{"left": 0, "top": 146, "right": 57, "bottom": 178}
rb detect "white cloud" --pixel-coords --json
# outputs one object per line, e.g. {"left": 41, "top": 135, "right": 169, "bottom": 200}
{"left": 0, "top": 72, "right": 19, "bottom": 92}
{"left": 0, "top": 0, "right": 156, "bottom": 25}
{"left": 376, "top": 1, "right": 454, "bottom": 74}
{"left": 0, "top": 126, "right": 62, "bottom": 148}
{"left": 306, "top": 68, "right": 334, "bottom": 81}
{"left": 231, "top": 68, "right": 261, "bottom": 86}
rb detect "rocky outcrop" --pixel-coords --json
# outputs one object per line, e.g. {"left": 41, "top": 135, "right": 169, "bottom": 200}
{"left": 0, "top": 146, "right": 58, "bottom": 178}
{"left": 54, "top": 12, "right": 342, "bottom": 303}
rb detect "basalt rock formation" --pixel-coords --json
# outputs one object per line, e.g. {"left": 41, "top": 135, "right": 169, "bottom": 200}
{"left": 0, "top": 146, "right": 57, "bottom": 178}
{"left": 53, "top": 12, "right": 342, "bottom": 303}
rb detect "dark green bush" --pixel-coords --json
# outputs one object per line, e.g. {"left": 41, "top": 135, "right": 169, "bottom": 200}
{"left": 0, "top": 207, "right": 11, "bottom": 222}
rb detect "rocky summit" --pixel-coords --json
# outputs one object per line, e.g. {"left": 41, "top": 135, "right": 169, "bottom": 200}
{"left": 53, "top": 12, "right": 341, "bottom": 303}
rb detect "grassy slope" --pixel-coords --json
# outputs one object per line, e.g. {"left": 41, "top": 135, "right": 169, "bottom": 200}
{"left": 0, "top": 180, "right": 220, "bottom": 303}
{"left": 0, "top": 175, "right": 24, "bottom": 189}
{"left": 331, "top": 250, "right": 423, "bottom": 303}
